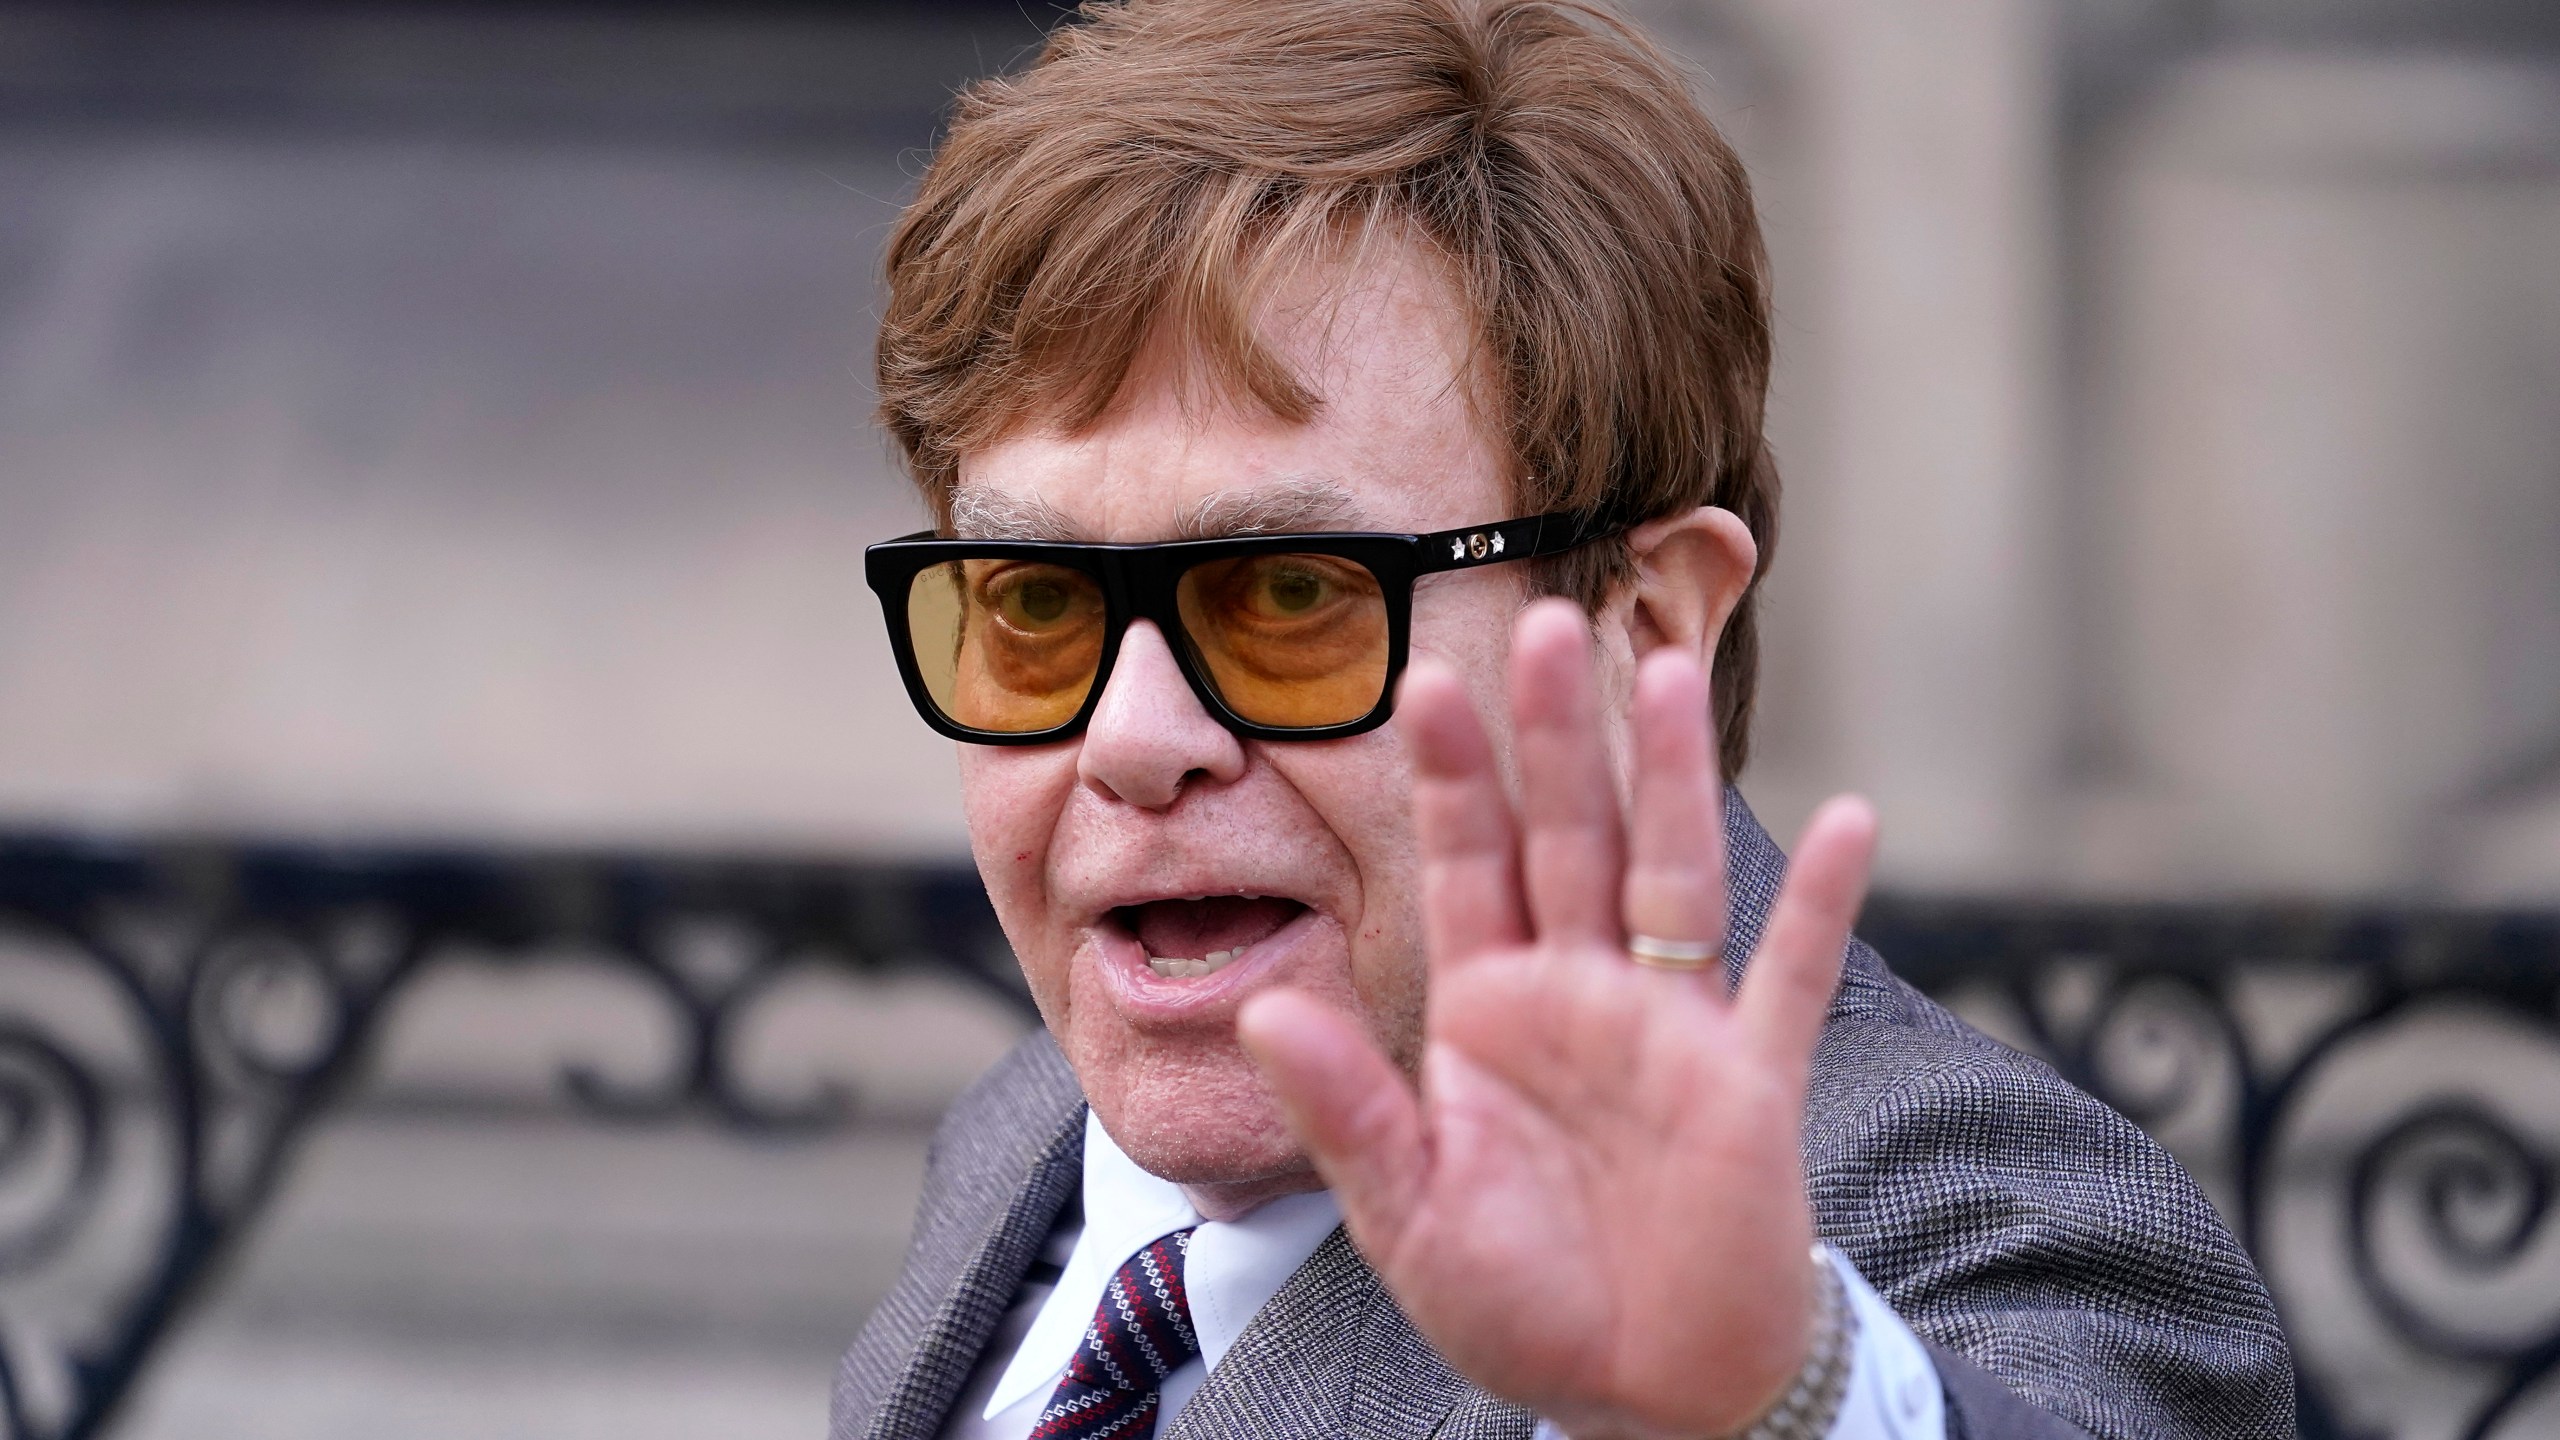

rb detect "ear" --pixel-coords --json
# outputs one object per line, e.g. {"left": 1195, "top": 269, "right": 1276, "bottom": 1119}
{"left": 1619, "top": 506, "right": 1758, "bottom": 666}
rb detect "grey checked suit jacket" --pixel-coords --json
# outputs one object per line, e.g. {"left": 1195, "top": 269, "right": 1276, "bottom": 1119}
{"left": 832, "top": 801, "right": 2295, "bottom": 1440}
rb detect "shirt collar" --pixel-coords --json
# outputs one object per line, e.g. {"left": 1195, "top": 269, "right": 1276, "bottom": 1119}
{"left": 982, "top": 1109, "right": 1343, "bottom": 1419}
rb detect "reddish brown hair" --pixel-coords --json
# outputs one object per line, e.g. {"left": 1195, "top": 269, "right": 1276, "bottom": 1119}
{"left": 878, "top": 0, "right": 1779, "bottom": 776}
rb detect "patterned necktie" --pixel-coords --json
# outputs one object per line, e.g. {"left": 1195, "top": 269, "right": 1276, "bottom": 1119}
{"left": 1032, "top": 1227, "right": 1202, "bottom": 1440}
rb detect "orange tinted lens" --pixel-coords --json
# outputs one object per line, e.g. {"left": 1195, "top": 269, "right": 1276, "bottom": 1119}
{"left": 1174, "top": 553, "right": 1389, "bottom": 728}
{"left": 907, "top": 559, "right": 1105, "bottom": 733}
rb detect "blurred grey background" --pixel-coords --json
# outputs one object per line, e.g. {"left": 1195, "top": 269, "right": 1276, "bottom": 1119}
{"left": 0, "top": 1, "right": 2554, "bottom": 1437}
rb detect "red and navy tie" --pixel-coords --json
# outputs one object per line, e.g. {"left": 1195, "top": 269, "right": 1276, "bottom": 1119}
{"left": 1031, "top": 1228, "right": 1201, "bottom": 1440}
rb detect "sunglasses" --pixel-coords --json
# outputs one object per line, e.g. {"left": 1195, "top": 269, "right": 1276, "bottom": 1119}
{"left": 866, "top": 510, "right": 1623, "bottom": 744}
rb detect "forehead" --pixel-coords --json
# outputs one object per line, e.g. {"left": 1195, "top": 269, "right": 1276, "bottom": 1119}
{"left": 953, "top": 237, "right": 1509, "bottom": 541}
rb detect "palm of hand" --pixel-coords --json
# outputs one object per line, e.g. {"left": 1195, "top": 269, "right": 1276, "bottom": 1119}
{"left": 1240, "top": 602, "right": 1875, "bottom": 1440}
{"left": 1386, "top": 948, "right": 1814, "bottom": 1435}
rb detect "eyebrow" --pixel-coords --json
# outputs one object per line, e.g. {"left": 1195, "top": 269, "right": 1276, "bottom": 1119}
{"left": 948, "top": 488, "right": 1085, "bottom": 540}
{"left": 948, "top": 478, "right": 1375, "bottom": 542}
{"left": 1178, "top": 479, "right": 1371, "bottom": 539}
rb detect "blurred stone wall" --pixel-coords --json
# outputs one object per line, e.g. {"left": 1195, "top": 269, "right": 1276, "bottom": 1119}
{"left": 0, "top": 4, "right": 1021, "bottom": 858}
{"left": 2, "top": 0, "right": 2555, "bottom": 898}
{"left": 1653, "top": 0, "right": 2560, "bottom": 899}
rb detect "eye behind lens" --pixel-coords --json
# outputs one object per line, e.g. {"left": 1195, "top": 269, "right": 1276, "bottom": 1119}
{"left": 910, "top": 559, "right": 1106, "bottom": 734}
{"left": 978, "top": 562, "right": 1101, "bottom": 634}
{"left": 1176, "top": 552, "right": 1391, "bottom": 729}
{"left": 1258, "top": 563, "right": 1329, "bottom": 616}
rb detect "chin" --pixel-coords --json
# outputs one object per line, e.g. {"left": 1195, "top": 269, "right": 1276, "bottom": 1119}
{"left": 1080, "top": 1033, "right": 1313, "bottom": 1188}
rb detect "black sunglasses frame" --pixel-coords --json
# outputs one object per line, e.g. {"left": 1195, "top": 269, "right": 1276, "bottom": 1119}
{"left": 865, "top": 510, "right": 1622, "bottom": 745}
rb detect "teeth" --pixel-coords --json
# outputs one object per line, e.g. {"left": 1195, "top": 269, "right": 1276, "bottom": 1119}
{"left": 1145, "top": 947, "right": 1245, "bottom": 980}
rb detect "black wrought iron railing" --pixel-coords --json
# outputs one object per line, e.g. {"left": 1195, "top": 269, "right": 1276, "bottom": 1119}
{"left": 0, "top": 831, "right": 2553, "bottom": 1440}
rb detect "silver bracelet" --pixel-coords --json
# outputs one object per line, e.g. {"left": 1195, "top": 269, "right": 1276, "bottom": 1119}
{"left": 1720, "top": 1245, "right": 1858, "bottom": 1440}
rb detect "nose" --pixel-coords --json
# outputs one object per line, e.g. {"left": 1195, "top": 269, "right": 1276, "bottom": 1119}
{"left": 1076, "top": 619, "right": 1247, "bottom": 809}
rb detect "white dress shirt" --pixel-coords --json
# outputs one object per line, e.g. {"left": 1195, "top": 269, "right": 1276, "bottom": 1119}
{"left": 941, "top": 1111, "right": 1945, "bottom": 1440}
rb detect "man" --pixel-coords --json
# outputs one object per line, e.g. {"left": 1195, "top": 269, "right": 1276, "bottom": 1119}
{"left": 834, "top": 2, "right": 2293, "bottom": 1437}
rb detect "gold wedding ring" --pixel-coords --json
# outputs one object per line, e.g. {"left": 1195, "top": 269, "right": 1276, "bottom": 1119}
{"left": 1627, "top": 933, "right": 1721, "bottom": 971}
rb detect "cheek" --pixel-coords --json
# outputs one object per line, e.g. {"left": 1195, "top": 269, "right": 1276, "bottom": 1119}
{"left": 1409, "top": 570, "right": 1522, "bottom": 734}
{"left": 1360, "top": 572, "right": 1522, "bottom": 1066}
{"left": 1271, "top": 735, "right": 1428, "bottom": 1066}
{"left": 957, "top": 746, "right": 1081, "bottom": 1001}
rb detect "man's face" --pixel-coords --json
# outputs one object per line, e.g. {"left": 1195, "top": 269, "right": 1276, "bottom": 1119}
{"left": 952, "top": 240, "right": 1526, "bottom": 1193}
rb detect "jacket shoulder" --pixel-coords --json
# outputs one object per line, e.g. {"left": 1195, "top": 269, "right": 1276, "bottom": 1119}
{"left": 1807, "top": 947, "right": 2295, "bottom": 1440}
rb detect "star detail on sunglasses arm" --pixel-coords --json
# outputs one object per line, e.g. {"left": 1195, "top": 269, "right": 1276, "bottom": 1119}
{"left": 1235, "top": 598, "right": 1882, "bottom": 1440}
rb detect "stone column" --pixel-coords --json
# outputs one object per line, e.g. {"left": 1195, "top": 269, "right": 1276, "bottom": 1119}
{"left": 1719, "top": 0, "right": 2068, "bottom": 888}
{"left": 2087, "top": 53, "right": 2560, "bottom": 895}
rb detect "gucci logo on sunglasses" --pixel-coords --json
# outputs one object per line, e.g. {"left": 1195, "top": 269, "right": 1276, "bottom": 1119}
{"left": 865, "top": 510, "right": 1624, "bottom": 744}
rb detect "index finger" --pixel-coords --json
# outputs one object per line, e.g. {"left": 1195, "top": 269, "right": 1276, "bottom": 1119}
{"left": 1398, "top": 657, "right": 1529, "bottom": 970}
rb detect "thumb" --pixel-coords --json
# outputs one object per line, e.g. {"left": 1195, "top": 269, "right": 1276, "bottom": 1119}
{"left": 1236, "top": 990, "right": 1427, "bottom": 1251}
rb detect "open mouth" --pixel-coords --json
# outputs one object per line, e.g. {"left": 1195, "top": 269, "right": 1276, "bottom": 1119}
{"left": 1112, "top": 895, "right": 1309, "bottom": 979}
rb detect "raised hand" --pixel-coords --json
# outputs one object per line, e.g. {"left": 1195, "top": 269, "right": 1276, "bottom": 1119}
{"left": 1237, "top": 598, "right": 1878, "bottom": 1440}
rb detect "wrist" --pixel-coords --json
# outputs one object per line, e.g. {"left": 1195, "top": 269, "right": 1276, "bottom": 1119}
{"left": 1562, "top": 1246, "right": 1858, "bottom": 1440}
{"left": 1712, "top": 1245, "right": 1857, "bottom": 1440}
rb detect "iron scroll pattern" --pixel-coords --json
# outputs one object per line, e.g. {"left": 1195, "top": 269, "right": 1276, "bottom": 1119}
{"left": 0, "top": 837, "right": 2552, "bottom": 1438}
{"left": 1864, "top": 901, "right": 2560, "bottom": 1440}
{"left": 0, "top": 832, "right": 1027, "bottom": 1440}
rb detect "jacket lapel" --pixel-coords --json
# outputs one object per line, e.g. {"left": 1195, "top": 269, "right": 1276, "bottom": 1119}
{"left": 836, "top": 1036, "right": 1088, "bottom": 1440}
{"left": 1163, "top": 1228, "right": 1535, "bottom": 1440}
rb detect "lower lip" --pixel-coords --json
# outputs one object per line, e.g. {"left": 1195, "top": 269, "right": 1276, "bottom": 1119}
{"left": 1088, "top": 906, "right": 1325, "bottom": 1021}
